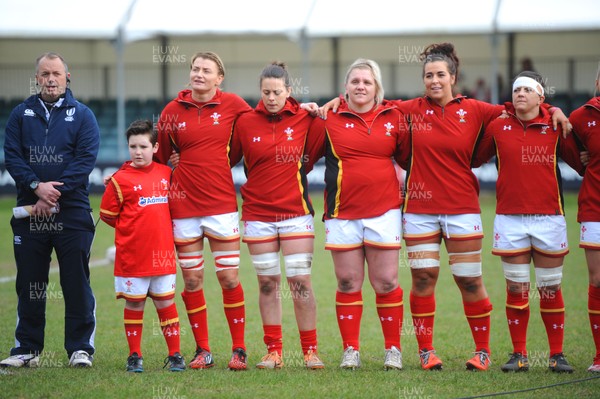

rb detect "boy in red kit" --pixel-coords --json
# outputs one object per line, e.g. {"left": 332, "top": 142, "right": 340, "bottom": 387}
{"left": 476, "top": 72, "right": 585, "bottom": 373}
{"left": 100, "top": 120, "right": 185, "bottom": 372}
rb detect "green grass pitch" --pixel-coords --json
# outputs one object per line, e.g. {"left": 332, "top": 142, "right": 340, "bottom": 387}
{"left": 0, "top": 192, "right": 599, "bottom": 398}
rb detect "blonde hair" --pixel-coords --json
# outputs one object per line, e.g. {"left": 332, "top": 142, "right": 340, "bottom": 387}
{"left": 190, "top": 51, "right": 226, "bottom": 77}
{"left": 344, "top": 58, "right": 384, "bottom": 105}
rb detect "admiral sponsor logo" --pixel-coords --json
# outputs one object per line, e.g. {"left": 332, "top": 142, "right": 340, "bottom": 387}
{"left": 138, "top": 195, "right": 168, "bottom": 207}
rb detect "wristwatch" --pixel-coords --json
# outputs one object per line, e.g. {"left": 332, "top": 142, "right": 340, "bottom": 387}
{"left": 29, "top": 180, "right": 40, "bottom": 191}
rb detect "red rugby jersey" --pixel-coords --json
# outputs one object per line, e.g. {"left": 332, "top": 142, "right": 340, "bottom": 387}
{"left": 570, "top": 96, "right": 600, "bottom": 222}
{"left": 309, "top": 100, "right": 403, "bottom": 220}
{"left": 394, "top": 96, "right": 504, "bottom": 215}
{"left": 100, "top": 161, "right": 177, "bottom": 277}
{"left": 230, "top": 97, "right": 318, "bottom": 222}
{"left": 155, "top": 89, "right": 252, "bottom": 219}
{"left": 476, "top": 104, "right": 584, "bottom": 215}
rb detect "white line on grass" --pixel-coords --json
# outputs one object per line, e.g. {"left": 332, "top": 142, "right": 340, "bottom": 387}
{"left": 0, "top": 258, "right": 110, "bottom": 284}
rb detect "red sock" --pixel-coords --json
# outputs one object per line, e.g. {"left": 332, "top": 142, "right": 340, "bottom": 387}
{"left": 124, "top": 308, "right": 144, "bottom": 356}
{"left": 505, "top": 289, "right": 530, "bottom": 355}
{"left": 589, "top": 285, "right": 600, "bottom": 358}
{"left": 464, "top": 297, "right": 493, "bottom": 353}
{"left": 223, "top": 283, "right": 246, "bottom": 351}
{"left": 157, "top": 303, "right": 181, "bottom": 356}
{"left": 336, "top": 290, "right": 363, "bottom": 350}
{"left": 299, "top": 329, "right": 318, "bottom": 355}
{"left": 181, "top": 290, "right": 210, "bottom": 352}
{"left": 376, "top": 286, "right": 403, "bottom": 350}
{"left": 263, "top": 324, "right": 283, "bottom": 355}
{"left": 410, "top": 292, "right": 435, "bottom": 351}
{"left": 540, "top": 288, "right": 565, "bottom": 356}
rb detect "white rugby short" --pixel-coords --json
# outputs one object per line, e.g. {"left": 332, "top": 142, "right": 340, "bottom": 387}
{"left": 115, "top": 274, "right": 176, "bottom": 301}
{"left": 403, "top": 213, "right": 483, "bottom": 241}
{"left": 325, "top": 209, "right": 401, "bottom": 251}
{"left": 580, "top": 221, "right": 600, "bottom": 250}
{"left": 172, "top": 212, "right": 240, "bottom": 245}
{"left": 492, "top": 214, "right": 569, "bottom": 257}
{"left": 243, "top": 214, "right": 315, "bottom": 244}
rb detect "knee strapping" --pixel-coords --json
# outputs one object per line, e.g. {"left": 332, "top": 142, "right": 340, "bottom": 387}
{"left": 406, "top": 243, "right": 440, "bottom": 269}
{"left": 449, "top": 250, "right": 482, "bottom": 277}
{"left": 177, "top": 251, "right": 204, "bottom": 270}
{"left": 284, "top": 253, "right": 313, "bottom": 277}
{"left": 535, "top": 266, "right": 563, "bottom": 287}
{"left": 502, "top": 262, "right": 530, "bottom": 283}
{"left": 213, "top": 250, "right": 240, "bottom": 272}
{"left": 251, "top": 252, "right": 280, "bottom": 276}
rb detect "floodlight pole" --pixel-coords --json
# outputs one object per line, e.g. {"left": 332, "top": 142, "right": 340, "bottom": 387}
{"left": 115, "top": 0, "right": 138, "bottom": 161}
{"left": 490, "top": 0, "right": 502, "bottom": 105}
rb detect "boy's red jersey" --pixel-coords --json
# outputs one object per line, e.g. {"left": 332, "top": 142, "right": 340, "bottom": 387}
{"left": 100, "top": 161, "right": 177, "bottom": 277}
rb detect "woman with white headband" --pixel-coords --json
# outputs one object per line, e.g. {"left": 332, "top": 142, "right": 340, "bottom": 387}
{"left": 319, "top": 43, "right": 571, "bottom": 372}
{"left": 569, "top": 63, "right": 600, "bottom": 373}
{"left": 475, "top": 70, "right": 585, "bottom": 373}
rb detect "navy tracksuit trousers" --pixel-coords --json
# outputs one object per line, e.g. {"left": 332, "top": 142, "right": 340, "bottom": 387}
{"left": 9, "top": 208, "right": 96, "bottom": 358}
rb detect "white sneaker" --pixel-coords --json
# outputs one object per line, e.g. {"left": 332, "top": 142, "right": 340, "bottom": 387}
{"left": 340, "top": 346, "right": 360, "bottom": 369}
{"left": 69, "top": 350, "right": 93, "bottom": 367}
{"left": 0, "top": 354, "right": 40, "bottom": 368}
{"left": 383, "top": 346, "right": 403, "bottom": 370}
{"left": 588, "top": 362, "right": 600, "bottom": 373}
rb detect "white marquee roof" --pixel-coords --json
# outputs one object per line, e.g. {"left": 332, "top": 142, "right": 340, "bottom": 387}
{"left": 1, "top": 0, "right": 598, "bottom": 41}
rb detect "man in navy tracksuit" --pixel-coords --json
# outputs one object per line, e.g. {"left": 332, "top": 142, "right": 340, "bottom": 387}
{"left": 1, "top": 52, "right": 99, "bottom": 368}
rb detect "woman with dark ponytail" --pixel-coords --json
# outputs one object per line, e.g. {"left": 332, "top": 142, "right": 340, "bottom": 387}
{"left": 230, "top": 62, "right": 325, "bottom": 370}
